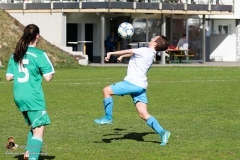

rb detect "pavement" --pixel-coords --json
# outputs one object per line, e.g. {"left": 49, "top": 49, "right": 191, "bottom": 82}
{"left": 89, "top": 61, "right": 240, "bottom": 67}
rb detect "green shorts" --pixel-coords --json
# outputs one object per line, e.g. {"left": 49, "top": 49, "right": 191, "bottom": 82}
{"left": 22, "top": 110, "right": 51, "bottom": 129}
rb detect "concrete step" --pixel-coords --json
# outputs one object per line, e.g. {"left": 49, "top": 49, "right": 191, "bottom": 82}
{"left": 79, "top": 55, "right": 89, "bottom": 66}
{"left": 70, "top": 51, "right": 83, "bottom": 56}
{"left": 59, "top": 46, "right": 86, "bottom": 65}
{"left": 60, "top": 46, "right": 73, "bottom": 53}
{"left": 60, "top": 46, "right": 83, "bottom": 56}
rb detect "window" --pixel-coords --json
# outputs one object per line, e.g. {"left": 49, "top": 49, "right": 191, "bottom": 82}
{"left": 218, "top": 25, "right": 231, "bottom": 34}
{"left": 212, "top": 19, "right": 234, "bottom": 35}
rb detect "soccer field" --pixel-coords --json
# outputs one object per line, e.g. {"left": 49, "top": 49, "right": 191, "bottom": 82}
{"left": 0, "top": 66, "right": 240, "bottom": 160}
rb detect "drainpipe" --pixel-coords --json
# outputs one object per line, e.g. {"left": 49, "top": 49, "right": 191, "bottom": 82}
{"left": 202, "top": 15, "right": 206, "bottom": 64}
{"left": 161, "top": 14, "right": 166, "bottom": 65}
{"left": 101, "top": 13, "right": 105, "bottom": 64}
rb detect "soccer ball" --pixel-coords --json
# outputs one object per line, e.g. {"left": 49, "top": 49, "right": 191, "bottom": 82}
{"left": 118, "top": 22, "right": 134, "bottom": 39}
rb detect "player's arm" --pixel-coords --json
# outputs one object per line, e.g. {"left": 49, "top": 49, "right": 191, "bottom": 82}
{"left": 6, "top": 74, "right": 14, "bottom": 81}
{"left": 39, "top": 52, "right": 55, "bottom": 82}
{"left": 105, "top": 49, "right": 133, "bottom": 62}
{"left": 117, "top": 53, "right": 132, "bottom": 62}
{"left": 176, "top": 39, "right": 182, "bottom": 49}
{"left": 6, "top": 55, "right": 14, "bottom": 81}
{"left": 43, "top": 73, "right": 54, "bottom": 82}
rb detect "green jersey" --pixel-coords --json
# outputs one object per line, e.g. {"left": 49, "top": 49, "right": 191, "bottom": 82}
{"left": 6, "top": 46, "right": 55, "bottom": 112}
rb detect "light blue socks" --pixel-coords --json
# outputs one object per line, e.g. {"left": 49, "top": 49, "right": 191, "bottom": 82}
{"left": 104, "top": 97, "right": 113, "bottom": 119}
{"left": 146, "top": 116, "right": 165, "bottom": 135}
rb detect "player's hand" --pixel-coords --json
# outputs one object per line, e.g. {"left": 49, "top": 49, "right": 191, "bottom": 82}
{"left": 117, "top": 56, "right": 122, "bottom": 63}
{"left": 105, "top": 52, "right": 111, "bottom": 61}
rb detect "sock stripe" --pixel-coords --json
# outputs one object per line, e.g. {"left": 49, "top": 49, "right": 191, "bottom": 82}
{"left": 150, "top": 122, "right": 154, "bottom": 129}
{"left": 104, "top": 102, "right": 111, "bottom": 110}
{"left": 104, "top": 97, "right": 113, "bottom": 117}
{"left": 31, "top": 136, "right": 43, "bottom": 142}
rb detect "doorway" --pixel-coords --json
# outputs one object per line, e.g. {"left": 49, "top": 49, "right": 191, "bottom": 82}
{"left": 66, "top": 23, "right": 78, "bottom": 51}
{"left": 85, "top": 24, "right": 93, "bottom": 62}
{"left": 110, "top": 18, "right": 118, "bottom": 37}
{"left": 171, "top": 18, "right": 202, "bottom": 61}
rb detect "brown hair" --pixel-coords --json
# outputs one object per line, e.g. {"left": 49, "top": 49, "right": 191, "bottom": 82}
{"left": 14, "top": 24, "right": 39, "bottom": 63}
{"left": 155, "top": 35, "right": 169, "bottom": 51}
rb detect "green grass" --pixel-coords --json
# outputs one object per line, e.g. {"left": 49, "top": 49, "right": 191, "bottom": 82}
{"left": 0, "top": 66, "right": 240, "bottom": 160}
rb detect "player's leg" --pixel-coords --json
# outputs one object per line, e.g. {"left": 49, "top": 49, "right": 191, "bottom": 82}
{"left": 26, "top": 126, "right": 45, "bottom": 160}
{"left": 23, "top": 110, "right": 51, "bottom": 160}
{"left": 94, "top": 80, "right": 143, "bottom": 125}
{"left": 132, "top": 92, "right": 170, "bottom": 146}
{"left": 22, "top": 111, "right": 33, "bottom": 160}
{"left": 23, "top": 127, "right": 45, "bottom": 160}
{"left": 94, "top": 85, "right": 114, "bottom": 124}
{"left": 24, "top": 129, "right": 33, "bottom": 160}
{"left": 133, "top": 98, "right": 166, "bottom": 135}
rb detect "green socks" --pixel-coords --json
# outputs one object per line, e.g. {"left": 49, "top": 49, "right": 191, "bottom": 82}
{"left": 28, "top": 136, "right": 43, "bottom": 160}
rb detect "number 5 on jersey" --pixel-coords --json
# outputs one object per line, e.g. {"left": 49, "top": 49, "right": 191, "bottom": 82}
{"left": 18, "top": 59, "right": 29, "bottom": 83}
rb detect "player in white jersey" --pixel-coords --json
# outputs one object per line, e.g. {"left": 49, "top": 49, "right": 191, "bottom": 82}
{"left": 94, "top": 35, "right": 171, "bottom": 146}
{"left": 6, "top": 24, "right": 54, "bottom": 160}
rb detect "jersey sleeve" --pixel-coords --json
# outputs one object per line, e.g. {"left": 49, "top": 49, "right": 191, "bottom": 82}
{"left": 38, "top": 52, "right": 55, "bottom": 76}
{"left": 6, "top": 55, "right": 14, "bottom": 76}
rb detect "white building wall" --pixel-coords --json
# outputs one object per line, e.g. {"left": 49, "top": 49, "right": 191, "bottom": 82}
{"left": 209, "top": 19, "right": 236, "bottom": 61}
{"left": 9, "top": 12, "right": 66, "bottom": 47}
{"left": 210, "top": 35, "right": 236, "bottom": 61}
{"left": 208, "top": 0, "right": 239, "bottom": 62}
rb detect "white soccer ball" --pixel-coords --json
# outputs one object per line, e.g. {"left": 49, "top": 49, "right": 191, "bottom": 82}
{"left": 118, "top": 22, "right": 134, "bottom": 39}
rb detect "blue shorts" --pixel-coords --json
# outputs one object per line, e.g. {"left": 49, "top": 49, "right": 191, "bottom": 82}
{"left": 110, "top": 80, "right": 148, "bottom": 104}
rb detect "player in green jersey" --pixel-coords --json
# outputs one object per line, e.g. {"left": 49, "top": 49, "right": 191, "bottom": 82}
{"left": 6, "top": 24, "right": 55, "bottom": 160}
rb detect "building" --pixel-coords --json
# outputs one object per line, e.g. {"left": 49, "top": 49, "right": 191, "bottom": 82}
{"left": 0, "top": 0, "right": 237, "bottom": 64}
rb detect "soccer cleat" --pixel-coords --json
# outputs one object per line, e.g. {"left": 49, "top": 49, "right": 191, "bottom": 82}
{"left": 24, "top": 150, "right": 29, "bottom": 160}
{"left": 94, "top": 116, "right": 113, "bottom": 124}
{"left": 160, "top": 131, "right": 170, "bottom": 146}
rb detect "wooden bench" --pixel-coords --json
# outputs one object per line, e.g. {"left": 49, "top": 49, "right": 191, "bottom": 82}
{"left": 174, "top": 54, "right": 194, "bottom": 63}
{"left": 186, "top": 54, "right": 194, "bottom": 63}
{"left": 174, "top": 54, "right": 185, "bottom": 63}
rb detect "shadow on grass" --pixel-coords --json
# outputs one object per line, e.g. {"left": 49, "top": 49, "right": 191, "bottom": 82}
{"left": 14, "top": 155, "right": 56, "bottom": 160}
{"left": 101, "top": 128, "right": 159, "bottom": 144}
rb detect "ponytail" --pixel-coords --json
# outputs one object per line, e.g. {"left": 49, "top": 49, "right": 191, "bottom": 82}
{"left": 14, "top": 24, "right": 39, "bottom": 63}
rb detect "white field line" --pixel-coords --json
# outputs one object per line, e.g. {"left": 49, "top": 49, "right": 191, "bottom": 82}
{"left": 151, "top": 79, "right": 240, "bottom": 83}
{"left": 1, "top": 79, "right": 240, "bottom": 85}
{"left": 46, "top": 79, "right": 240, "bottom": 85}
{"left": 51, "top": 78, "right": 114, "bottom": 81}
{"left": 50, "top": 77, "right": 231, "bottom": 81}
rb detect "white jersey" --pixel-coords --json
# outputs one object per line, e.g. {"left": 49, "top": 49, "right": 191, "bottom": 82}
{"left": 124, "top": 47, "right": 156, "bottom": 89}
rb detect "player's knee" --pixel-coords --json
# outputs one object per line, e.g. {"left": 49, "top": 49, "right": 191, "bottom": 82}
{"left": 138, "top": 113, "right": 149, "bottom": 121}
{"left": 103, "top": 86, "right": 111, "bottom": 95}
{"left": 138, "top": 114, "right": 145, "bottom": 120}
{"left": 102, "top": 87, "right": 107, "bottom": 94}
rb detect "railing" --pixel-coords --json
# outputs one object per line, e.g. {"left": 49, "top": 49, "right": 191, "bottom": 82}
{"left": 0, "top": 0, "right": 234, "bottom": 4}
